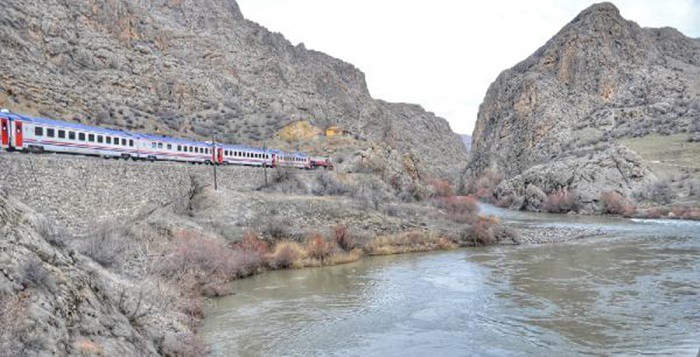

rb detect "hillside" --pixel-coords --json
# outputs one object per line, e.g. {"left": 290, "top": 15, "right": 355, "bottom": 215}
{"left": 0, "top": 0, "right": 467, "bottom": 179}
{"left": 469, "top": 2, "right": 700, "bottom": 213}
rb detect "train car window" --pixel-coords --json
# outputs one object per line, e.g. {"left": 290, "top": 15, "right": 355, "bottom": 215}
{"left": 47, "top": 128, "right": 55, "bottom": 138}
{"left": 167, "top": 144, "right": 172, "bottom": 150}
{"left": 189, "top": 146, "right": 193, "bottom": 152}
{"left": 97, "top": 135, "right": 103, "bottom": 143}
{"left": 35, "top": 127, "right": 44, "bottom": 136}
{"left": 177, "top": 145, "right": 181, "bottom": 152}
{"left": 129, "top": 140, "right": 134, "bottom": 147}
{"left": 151, "top": 142, "right": 157, "bottom": 149}
{"left": 79, "top": 133, "right": 86, "bottom": 141}
{"left": 69, "top": 131, "right": 76, "bottom": 140}
{"left": 157, "top": 143, "right": 163, "bottom": 149}
{"left": 105, "top": 137, "right": 111, "bottom": 144}
{"left": 88, "top": 134, "right": 95, "bottom": 142}
{"left": 58, "top": 130, "right": 66, "bottom": 139}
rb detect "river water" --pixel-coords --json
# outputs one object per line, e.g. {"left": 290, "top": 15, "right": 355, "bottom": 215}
{"left": 201, "top": 206, "right": 700, "bottom": 356}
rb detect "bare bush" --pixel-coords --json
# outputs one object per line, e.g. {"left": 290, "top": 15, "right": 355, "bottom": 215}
{"left": 468, "top": 169, "right": 503, "bottom": 201}
{"left": 333, "top": 225, "right": 355, "bottom": 251}
{"left": 353, "top": 178, "right": 385, "bottom": 210}
{"left": 312, "top": 172, "right": 348, "bottom": 196}
{"left": 460, "top": 216, "right": 501, "bottom": 246}
{"left": 261, "top": 217, "right": 290, "bottom": 240}
{"left": 19, "top": 258, "right": 55, "bottom": 292}
{"left": 634, "top": 179, "right": 675, "bottom": 204}
{"left": 437, "top": 196, "right": 479, "bottom": 223}
{"left": 33, "top": 218, "right": 65, "bottom": 247}
{"left": 82, "top": 224, "right": 130, "bottom": 269}
{"left": 543, "top": 189, "right": 578, "bottom": 213}
{"left": 306, "top": 233, "right": 334, "bottom": 261}
{"left": 599, "top": 191, "right": 636, "bottom": 216}
{"left": 428, "top": 178, "right": 455, "bottom": 198}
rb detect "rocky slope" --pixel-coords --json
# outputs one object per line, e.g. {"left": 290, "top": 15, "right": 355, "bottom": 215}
{"left": 469, "top": 2, "right": 700, "bottom": 212}
{"left": 0, "top": 190, "right": 202, "bottom": 356}
{"left": 0, "top": 0, "right": 467, "bottom": 178}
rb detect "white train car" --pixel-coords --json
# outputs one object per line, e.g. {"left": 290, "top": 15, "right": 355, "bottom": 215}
{"left": 7, "top": 114, "right": 138, "bottom": 159}
{"left": 219, "top": 144, "right": 271, "bottom": 167}
{"left": 136, "top": 134, "right": 215, "bottom": 164}
{"left": 272, "top": 150, "right": 311, "bottom": 169}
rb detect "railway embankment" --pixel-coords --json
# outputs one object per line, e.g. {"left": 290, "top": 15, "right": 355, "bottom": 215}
{"left": 0, "top": 152, "right": 267, "bottom": 234}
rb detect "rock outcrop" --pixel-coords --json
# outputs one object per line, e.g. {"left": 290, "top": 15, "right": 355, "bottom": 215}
{"left": 469, "top": 2, "right": 700, "bottom": 211}
{"left": 0, "top": 0, "right": 467, "bottom": 178}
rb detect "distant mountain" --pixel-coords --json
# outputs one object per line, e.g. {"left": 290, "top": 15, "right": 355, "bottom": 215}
{"left": 459, "top": 134, "right": 472, "bottom": 151}
{"left": 469, "top": 2, "right": 700, "bottom": 212}
{"left": 0, "top": 0, "right": 467, "bottom": 178}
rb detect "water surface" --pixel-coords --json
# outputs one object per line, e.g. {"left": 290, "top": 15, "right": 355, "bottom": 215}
{"left": 202, "top": 208, "right": 700, "bottom": 356}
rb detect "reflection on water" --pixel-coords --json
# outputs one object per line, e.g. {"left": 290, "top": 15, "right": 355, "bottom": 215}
{"left": 201, "top": 213, "right": 700, "bottom": 356}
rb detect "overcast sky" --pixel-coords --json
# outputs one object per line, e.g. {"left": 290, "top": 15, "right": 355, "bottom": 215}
{"left": 237, "top": 0, "right": 700, "bottom": 135}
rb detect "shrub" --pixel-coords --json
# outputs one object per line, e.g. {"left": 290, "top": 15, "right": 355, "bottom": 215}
{"left": 313, "top": 172, "right": 348, "bottom": 196}
{"left": 261, "top": 217, "right": 290, "bottom": 240}
{"left": 543, "top": 189, "right": 578, "bottom": 213}
{"left": 269, "top": 241, "right": 304, "bottom": 269}
{"left": 468, "top": 169, "right": 503, "bottom": 201}
{"left": 233, "top": 231, "right": 270, "bottom": 257}
{"left": 19, "top": 258, "right": 55, "bottom": 292}
{"left": 429, "top": 179, "right": 455, "bottom": 198}
{"left": 460, "top": 216, "right": 500, "bottom": 246}
{"left": 333, "top": 225, "right": 355, "bottom": 251}
{"left": 157, "top": 230, "right": 261, "bottom": 293}
{"left": 634, "top": 179, "right": 674, "bottom": 204}
{"left": 438, "top": 196, "right": 479, "bottom": 223}
{"left": 82, "top": 224, "right": 129, "bottom": 268}
{"left": 33, "top": 218, "right": 65, "bottom": 247}
{"left": 600, "top": 191, "right": 636, "bottom": 216}
{"left": 306, "top": 233, "right": 334, "bottom": 261}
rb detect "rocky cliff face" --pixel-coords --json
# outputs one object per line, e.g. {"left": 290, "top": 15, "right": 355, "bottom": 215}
{"left": 0, "top": 0, "right": 466, "bottom": 177}
{"left": 470, "top": 2, "right": 700, "bottom": 211}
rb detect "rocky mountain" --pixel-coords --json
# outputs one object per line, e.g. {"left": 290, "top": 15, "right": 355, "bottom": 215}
{"left": 0, "top": 0, "right": 466, "bottom": 178}
{"left": 469, "top": 2, "right": 700, "bottom": 212}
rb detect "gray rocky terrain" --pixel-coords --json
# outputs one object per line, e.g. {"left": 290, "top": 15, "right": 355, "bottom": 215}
{"left": 0, "top": 0, "right": 467, "bottom": 180}
{"left": 469, "top": 2, "right": 700, "bottom": 212}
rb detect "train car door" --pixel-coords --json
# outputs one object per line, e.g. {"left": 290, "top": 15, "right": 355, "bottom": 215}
{"left": 0, "top": 117, "right": 9, "bottom": 150}
{"left": 12, "top": 120, "right": 23, "bottom": 150}
{"left": 216, "top": 148, "right": 224, "bottom": 165}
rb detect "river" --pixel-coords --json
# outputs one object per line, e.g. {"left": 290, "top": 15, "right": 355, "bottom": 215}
{"left": 201, "top": 205, "right": 700, "bottom": 356}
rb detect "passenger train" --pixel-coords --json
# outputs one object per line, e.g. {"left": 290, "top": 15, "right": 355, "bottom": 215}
{"left": 0, "top": 110, "right": 332, "bottom": 170}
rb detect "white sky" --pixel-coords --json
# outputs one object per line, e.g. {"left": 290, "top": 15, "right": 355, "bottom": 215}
{"left": 237, "top": 0, "right": 700, "bottom": 135}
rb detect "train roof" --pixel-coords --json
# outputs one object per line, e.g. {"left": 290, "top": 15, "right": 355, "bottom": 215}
{"left": 136, "top": 133, "right": 211, "bottom": 147}
{"left": 16, "top": 115, "right": 136, "bottom": 137}
{"left": 218, "top": 143, "right": 267, "bottom": 152}
{"left": 269, "top": 149, "right": 308, "bottom": 158}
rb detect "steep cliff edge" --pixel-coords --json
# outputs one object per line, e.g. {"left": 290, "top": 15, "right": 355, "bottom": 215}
{"left": 0, "top": 0, "right": 466, "bottom": 178}
{"left": 469, "top": 2, "right": 700, "bottom": 212}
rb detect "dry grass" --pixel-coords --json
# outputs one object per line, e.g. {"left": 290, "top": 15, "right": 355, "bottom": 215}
{"left": 268, "top": 241, "right": 305, "bottom": 269}
{"left": 366, "top": 231, "right": 457, "bottom": 256}
{"left": 468, "top": 169, "right": 503, "bottom": 201}
{"left": 437, "top": 196, "right": 479, "bottom": 223}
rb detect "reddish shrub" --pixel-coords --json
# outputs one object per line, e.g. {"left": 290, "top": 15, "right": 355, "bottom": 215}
{"left": 306, "top": 233, "right": 333, "bottom": 261}
{"left": 429, "top": 178, "right": 455, "bottom": 198}
{"left": 496, "top": 195, "right": 514, "bottom": 208}
{"left": 543, "top": 189, "right": 578, "bottom": 213}
{"left": 468, "top": 169, "right": 503, "bottom": 201}
{"left": 599, "top": 191, "right": 636, "bottom": 216}
{"left": 684, "top": 208, "right": 700, "bottom": 220}
{"left": 462, "top": 216, "right": 500, "bottom": 246}
{"left": 333, "top": 225, "right": 355, "bottom": 251}
{"left": 670, "top": 206, "right": 689, "bottom": 218}
{"left": 158, "top": 230, "right": 262, "bottom": 293}
{"left": 439, "top": 196, "right": 479, "bottom": 223}
{"left": 233, "top": 230, "right": 270, "bottom": 256}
